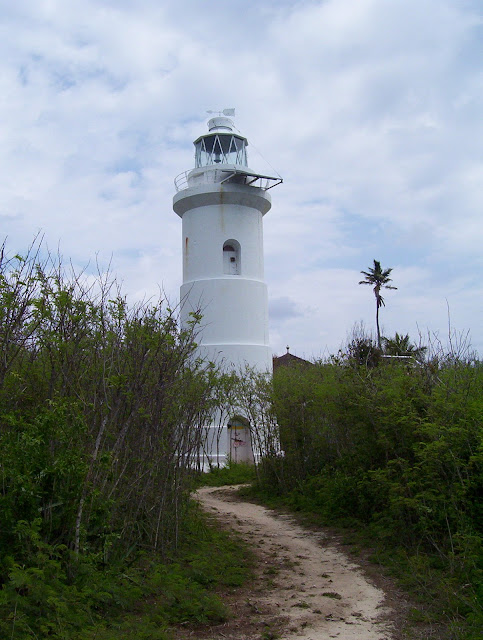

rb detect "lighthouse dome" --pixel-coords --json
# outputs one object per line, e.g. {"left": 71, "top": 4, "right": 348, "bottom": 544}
{"left": 207, "top": 117, "right": 234, "bottom": 132}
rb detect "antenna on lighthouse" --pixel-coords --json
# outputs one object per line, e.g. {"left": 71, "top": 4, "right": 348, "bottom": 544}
{"left": 206, "top": 108, "right": 236, "bottom": 117}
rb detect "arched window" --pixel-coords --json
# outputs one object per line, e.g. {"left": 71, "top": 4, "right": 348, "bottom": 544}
{"left": 223, "top": 239, "right": 241, "bottom": 275}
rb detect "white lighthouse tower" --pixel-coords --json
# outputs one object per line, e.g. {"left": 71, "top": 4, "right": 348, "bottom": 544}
{"left": 173, "top": 114, "right": 281, "bottom": 465}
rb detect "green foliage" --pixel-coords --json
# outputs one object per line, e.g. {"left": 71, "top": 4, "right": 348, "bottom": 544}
{"left": 0, "top": 239, "right": 217, "bottom": 556}
{"left": 3, "top": 238, "right": 481, "bottom": 638}
{"left": 179, "top": 502, "right": 253, "bottom": 589}
{"left": 0, "top": 502, "right": 252, "bottom": 639}
{"left": 0, "top": 239, "right": 241, "bottom": 638}
{"left": 0, "top": 403, "right": 89, "bottom": 570}
{"left": 198, "top": 461, "right": 257, "bottom": 487}
{"left": 382, "top": 332, "right": 427, "bottom": 359}
{"left": 81, "top": 505, "right": 252, "bottom": 638}
{"left": 254, "top": 346, "right": 483, "bottom": 637}
{"left": 143, "top": 565, "right": 228, "bottom": 625}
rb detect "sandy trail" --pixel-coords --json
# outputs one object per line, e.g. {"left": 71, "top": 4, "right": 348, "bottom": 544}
{"left": 196, "top": 485, "right": 395, "bottom": 640}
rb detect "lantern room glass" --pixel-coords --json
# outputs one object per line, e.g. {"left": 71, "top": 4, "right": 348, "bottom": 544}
{"left": 194, "top": 134, "right": 248, "bottom": 168}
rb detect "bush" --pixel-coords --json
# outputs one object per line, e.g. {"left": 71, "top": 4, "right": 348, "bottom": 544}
{"left": 0, "top": 240, "right": 235, "bottom": 638}
{"left": 254, "top": 349, "right": 483, "bottom": 635}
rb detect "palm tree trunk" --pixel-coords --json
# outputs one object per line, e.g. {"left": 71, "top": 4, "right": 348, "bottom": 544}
{"left": 376, "top": 305, "right": 381, "bottom": 349}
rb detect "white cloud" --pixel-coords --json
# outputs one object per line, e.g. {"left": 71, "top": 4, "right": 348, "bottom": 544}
{"left": 0, "top": 0, "right": 481, "bottom": 358}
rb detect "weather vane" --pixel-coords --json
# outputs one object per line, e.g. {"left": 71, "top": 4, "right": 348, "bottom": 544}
{"left": 206, "top": 108, "right": 236, "bottom": 117}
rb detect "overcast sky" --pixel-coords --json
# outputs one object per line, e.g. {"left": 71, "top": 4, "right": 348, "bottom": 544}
{"left": 1, "top": 0, "right": 481, "bottom": 359}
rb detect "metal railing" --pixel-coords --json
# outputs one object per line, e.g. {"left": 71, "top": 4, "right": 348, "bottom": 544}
{"left": 174, "top": 168, "right": 282, "bottom": 193}
{"left": 174, "top": 171, "right": 190, "bottom": 192}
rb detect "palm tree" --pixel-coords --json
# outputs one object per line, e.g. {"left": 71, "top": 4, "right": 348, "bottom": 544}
{"left": 382, "top": 332, "right": 427, "bottom": 361}
{"left": 359, "top": 260, "right": 397, "bottom": 348}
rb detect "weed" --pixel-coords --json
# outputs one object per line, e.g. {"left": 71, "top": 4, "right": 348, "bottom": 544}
{"left": 197, "top": 461, "right": 256, "bottom": 487}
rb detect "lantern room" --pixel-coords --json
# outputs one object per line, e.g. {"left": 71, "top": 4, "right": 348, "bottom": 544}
{"left": 194, "top": 117, "right": 248, "bottom": 168}
{"left": 174, "top": 115, "right": 282, "bottom": 193}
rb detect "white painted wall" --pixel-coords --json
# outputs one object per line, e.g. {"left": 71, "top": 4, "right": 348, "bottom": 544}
{"left": 173, "top": 142, "right": 275, "bottom": 467}
{"left": 174, "top": 181, "right": 272, "bottom": 374}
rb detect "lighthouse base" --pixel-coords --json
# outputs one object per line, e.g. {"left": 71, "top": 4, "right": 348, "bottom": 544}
{"left": 196, "top": 422, "right": 255, "bottom": 471}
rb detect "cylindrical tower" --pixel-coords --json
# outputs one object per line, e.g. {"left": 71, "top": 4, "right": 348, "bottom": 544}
{"left": 173, "top": 117, "right": 281, "bottom": 373}
{"left": 173, "top": 116, "right": 281, "bottom": 467}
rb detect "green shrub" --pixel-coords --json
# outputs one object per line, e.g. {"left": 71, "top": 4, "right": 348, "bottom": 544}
{"left": 256, "top": 353, "right": 483, "bottom": 635}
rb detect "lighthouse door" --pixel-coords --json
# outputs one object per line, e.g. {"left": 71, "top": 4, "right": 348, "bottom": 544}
{"left": 228, "top": 416, "right": 253, "bottom": 463}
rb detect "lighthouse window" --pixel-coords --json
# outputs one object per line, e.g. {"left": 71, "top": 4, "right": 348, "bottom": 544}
{"left": 223, "top": 240, "right": 241, "bottom": 275}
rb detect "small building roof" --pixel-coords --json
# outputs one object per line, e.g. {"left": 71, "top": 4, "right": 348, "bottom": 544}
{"left": 273, "top": 347, "right": 312, "bottom": 369}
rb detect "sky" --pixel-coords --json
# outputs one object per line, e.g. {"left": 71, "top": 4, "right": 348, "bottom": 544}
{"left": 1, "top": 0, "right": 482, "bottom": 359}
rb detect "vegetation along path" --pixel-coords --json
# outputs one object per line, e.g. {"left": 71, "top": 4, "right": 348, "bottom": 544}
{"left": 195, "top": 485, "right": 399, "bottom": 640}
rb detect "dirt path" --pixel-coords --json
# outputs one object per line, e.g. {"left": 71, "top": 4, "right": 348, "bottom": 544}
{"left": 195, "top": 485, "right": 397, "bottom": 640}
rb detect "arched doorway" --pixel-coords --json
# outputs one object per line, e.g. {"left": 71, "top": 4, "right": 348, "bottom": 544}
{"left": 227, "top": 416, "right": 253, "bottom": 464}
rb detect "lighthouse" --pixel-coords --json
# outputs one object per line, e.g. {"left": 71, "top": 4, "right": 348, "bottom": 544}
{"left": 173, "top": 114, "right": 281, "bottom": 465}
